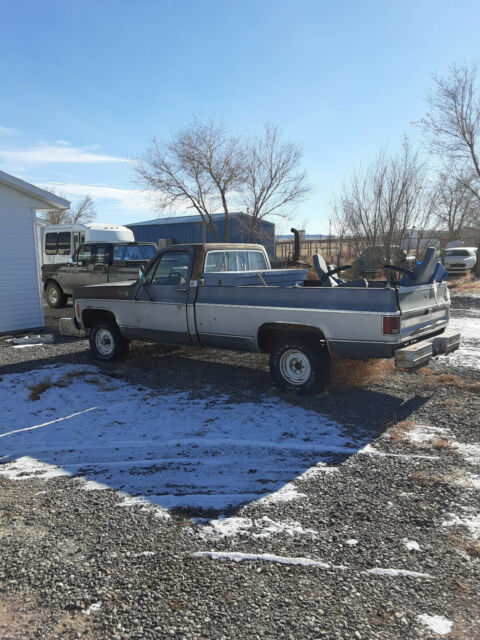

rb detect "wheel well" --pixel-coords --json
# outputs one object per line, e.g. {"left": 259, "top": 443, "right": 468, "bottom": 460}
{"left": 257, "top": 323, "right": 327, "bottom": 353}
{"left": 81, "top": 309, "right": 117, "bottom": 329}
{"left": 44, "top": 278, "right": 61, "bottom": 292}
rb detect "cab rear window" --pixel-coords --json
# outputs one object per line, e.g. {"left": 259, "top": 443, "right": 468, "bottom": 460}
{"left": 204, "top": 250, "right": 268, "bottom": 272}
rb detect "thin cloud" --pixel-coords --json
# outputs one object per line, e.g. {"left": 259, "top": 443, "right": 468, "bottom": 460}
{"left": 0, "top": 125, "right": 20, "bottom": 135}
{"left": 40, "top": 182, "right": 157, "bottom": 213}
{"left": 0, "top": 142, "right": 130, "bottom": 165}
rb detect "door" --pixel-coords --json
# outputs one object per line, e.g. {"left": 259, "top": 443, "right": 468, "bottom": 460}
{"left": 132, "top": 249, "right": 192, "bottom": 343}
{"left": 90, "top": 246, "right": 110, "bottom": 286}
{"left": 65, "top": 244, "right": 95, "bottom": 292}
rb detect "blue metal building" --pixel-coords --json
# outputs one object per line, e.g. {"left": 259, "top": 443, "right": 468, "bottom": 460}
{"left": 127, "top": 212, "right": 275, "bottom": 259}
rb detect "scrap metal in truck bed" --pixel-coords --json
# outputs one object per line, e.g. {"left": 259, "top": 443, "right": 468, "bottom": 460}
{"left": 68, "top": 243, "right": 460, "bottom": 395}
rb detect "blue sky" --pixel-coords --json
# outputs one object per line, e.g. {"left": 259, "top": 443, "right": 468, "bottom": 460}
{"left": 1, "top": 0, "right": 479, "bottom": 233}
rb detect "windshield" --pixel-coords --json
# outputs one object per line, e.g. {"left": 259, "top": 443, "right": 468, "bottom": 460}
{"left": 113, "top": 244, "right": 156, "bottom": 262}
{"left": 445, "top": 249, "right": 471, "bottom": 257}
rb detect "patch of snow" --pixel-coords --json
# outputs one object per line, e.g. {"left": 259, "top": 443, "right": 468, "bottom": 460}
{"left": 405, "top": 425, "right": 451, "bottom": 444}
{"left": 200, "top": 516, "right": 317, "bottom": 540}
{"left": 440, "top": 311, "right": 480, "bottom": 371}
{"left": 193, "top": 551, "right": 346, "bottom": 569}
{"left": 255, "top": 482, "right": 307, "bottom": 504}
{"left": 132, "top": 551, "right": 155, "bottom": 557}
{"left": 81, "top": 480, "right": 111, "bottom": 491}
{"left": 365, "top": 568, "right": 431, "bottom": 578}
{"left": 402, "top": 539, "right": 420, "bottom": 551}
{"left": 0, "top": 364, "right": 367, "bottom": 512}
{"left": 0, "top": 456, "right": 69, "bottom": 480}
{"left": 358, "top": 444, "right": 439, "bottom": 460}
{"left": 82, "top": 601, "right": 102, "bottom": 616}
{"left": 345, "top": 539, "right": 358, "bottom": 546}
{"left": 442, "top": 513, "right": 480, "bottom": 539}
{"left": 417, "top": 614, "right": 452, "bottom": 635}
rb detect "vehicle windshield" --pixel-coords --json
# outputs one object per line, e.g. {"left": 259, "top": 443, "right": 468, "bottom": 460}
{"left": 113, "top": 244, "right": 156, "bottom": 262}
{"left": 204, "top": 250, "right": 268, "bottom": 272}
{"left": 445, "top": 249, "right": 472, "bottom": 257}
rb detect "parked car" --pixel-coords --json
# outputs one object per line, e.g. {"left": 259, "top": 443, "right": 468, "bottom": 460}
{"left": 67, "top": 243, "right": 459, "bottom": 395}
{"left": 42, "top": 241, "right": 157, "bottom": 308}
{"left": 442, "top": 247, "right": 477, "bottom": 274}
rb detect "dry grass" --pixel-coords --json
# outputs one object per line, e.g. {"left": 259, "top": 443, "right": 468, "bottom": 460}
{"left": 329, "top": 358, "right": 394, "bottom": 389}
{"left": 450, "top": 533, "right": 480, "bottom": 559}
{"left": 447, "top": 273, "right": 480, "bottom": 295}
{"left": 416, "top": 369, "right": 480, "bottom": 392}
{"left": 411, "top": 470, "right": 438, "bottom": 486}
{"left": 387, "top": 419, "right": 416, "bottom": 441}
{"left": 28, "top": 378, "right": 52, "bottom": 401}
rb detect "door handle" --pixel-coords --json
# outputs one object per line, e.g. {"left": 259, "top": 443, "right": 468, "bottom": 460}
{"left": 176, "top": 287, "right": 187, "bottom": 292}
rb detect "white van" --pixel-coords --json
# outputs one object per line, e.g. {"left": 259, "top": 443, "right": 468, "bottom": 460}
{"left": 37, "top": 222, "right": 135, "bottom": 266}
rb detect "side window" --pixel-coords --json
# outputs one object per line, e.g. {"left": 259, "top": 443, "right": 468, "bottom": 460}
{"left": 80, "top": 233, "right": 86, "bottom": 244}
{"left": 45, "top": 232, "right": 58, "bottom": 255}
{"left": 95, "top": 247, "right": 108, "bottom": 264}
{"left": 77, "top": 245, "right": 93, "bottom": 266}
{"left": 150, "top": 251, "right": 190, "bottom": 285}
{"left": 204, "top": 251, "right": 226, "bottom": 272}
{"left": 57, "top": 232, "right": 72, "bottom": 255}
{"left": 248, "top": 251, "right": 268, "bottom": 270}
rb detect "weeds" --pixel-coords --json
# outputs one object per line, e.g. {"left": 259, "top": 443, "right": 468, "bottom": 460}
{"left": 416, "top": 370, "right": 480, "bottom": 393}
{"left": 329, "top": 358, "right": 394, "bottom": 389}
{"left": 450, "top": 534, "right": 480, "bottom": 559}
{"left": 28, "top": 379, "right": 52, "bottom": 401}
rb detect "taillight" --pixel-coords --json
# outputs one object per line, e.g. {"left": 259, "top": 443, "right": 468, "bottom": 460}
{"left": 76, "top": 303, "right": 80, "bottom": 319}
{"left": 382, "top": 316, "right": 400, "bottom": 334}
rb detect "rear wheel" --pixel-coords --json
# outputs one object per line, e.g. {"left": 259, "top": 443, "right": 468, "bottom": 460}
{"left": 45, "top": 281, "right": 67, "bottom": 308}
{"left": 89, "top": 320, "right": 130, "bottom": 362}
{"left": 269, "top": 336, "right": 329, "bottom": 395}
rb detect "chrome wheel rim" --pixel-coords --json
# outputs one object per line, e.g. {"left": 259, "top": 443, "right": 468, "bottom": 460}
{"left": 279, "top": 349, "right": 311, "bottom": 385}
{"left": 48, "top": 287, "right": 58, "bottom": 304}
{"left": 95, "top": 329, "right": 114, "bottom": 357}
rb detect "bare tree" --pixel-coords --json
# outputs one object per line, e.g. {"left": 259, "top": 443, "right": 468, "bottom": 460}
{"left": 136, "top": 118, "right": 311, "bottom": 242}
{"left": 333, "top": 138, "right": 436, "bottom": 263}
{"left": 242, "top": 124, "right": 312, "bottom": 241}
{"left": 419, "top": 62, "right": 480, "bottom": 271}
{"left": 420, "top": 63, "right": 480, "bottom": 195}
{"left": 69, "top": 195, "right": 96, "bottom": 223}
{"left": 434, "top": 172, "right": 478, "bottom": 243}
{"left": 136, "top": 118, "right": 244, "bottom": 241}
{"left": 40, "top": 193, "right": 97, "bottom": 225}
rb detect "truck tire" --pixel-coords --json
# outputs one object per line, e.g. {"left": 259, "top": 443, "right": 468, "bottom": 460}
{"left": 89, "top": 320, "right": 130, "bottom": 362}
{"left": 269, "top": 337, "right": 329, "bottom": 395}
{"left": 45, "top": 281, "right": 67, "bottom": 308}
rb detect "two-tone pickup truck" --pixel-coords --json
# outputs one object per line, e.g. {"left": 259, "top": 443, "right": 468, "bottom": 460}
{"left": 41, "top": 241, "right": 157, "bottom": 308}
{"left": 70, "top": 243, "right": 460, "bottom": 395}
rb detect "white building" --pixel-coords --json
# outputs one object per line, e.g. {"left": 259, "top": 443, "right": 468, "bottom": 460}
{"left": 0, "top": 170, "right": 70, "bottom": 334}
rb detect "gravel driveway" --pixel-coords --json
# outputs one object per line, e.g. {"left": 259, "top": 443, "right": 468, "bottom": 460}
{"left": 0, "top": 298, "right": 479, "bottom": 639}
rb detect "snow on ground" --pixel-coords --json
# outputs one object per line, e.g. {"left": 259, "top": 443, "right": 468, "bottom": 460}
{"left": 417, "top": 614, "right": 452, "bottom": 635}
{"left": 441, "top": 309, "right": 480, "bottom": 370}
{"left": 198, "top": 515, "right": 317, "bottom": 539}
{"left": 0, "top": 364, "right": 368, "bottom": 514}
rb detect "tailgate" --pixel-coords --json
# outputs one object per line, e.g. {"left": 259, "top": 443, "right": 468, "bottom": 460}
{"left": 397, "top": 282, "right": 449, "bottom": 341}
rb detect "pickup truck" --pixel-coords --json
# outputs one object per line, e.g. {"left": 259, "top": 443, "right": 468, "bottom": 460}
{"left": 41, "top": 241, "right": 157, "bottom": 308}
{"left": 70, "top": 243, "right": 460, "bottom": 395}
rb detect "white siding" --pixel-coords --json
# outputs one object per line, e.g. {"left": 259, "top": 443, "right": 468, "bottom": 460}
{"left": 0, "top": 184, "right": 45, "bottom": 333}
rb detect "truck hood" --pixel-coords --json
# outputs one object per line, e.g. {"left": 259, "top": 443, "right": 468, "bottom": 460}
{"left": 72, "top": 281, "right": 137, "bottom": 301}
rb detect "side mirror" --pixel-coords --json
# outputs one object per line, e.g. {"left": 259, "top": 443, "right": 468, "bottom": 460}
{"left": 138, "top": 264, "right": 146, "bottom": 284}
{"left": 68, "top": 257, "right": 74, "bottom": 265}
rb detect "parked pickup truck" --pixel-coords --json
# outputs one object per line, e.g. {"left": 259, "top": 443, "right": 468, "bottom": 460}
{"left": 70, "top": 243, "right": 460, "bottom": 395}
{"left": 42, "top": 241, "right": 157, "bottom": 308}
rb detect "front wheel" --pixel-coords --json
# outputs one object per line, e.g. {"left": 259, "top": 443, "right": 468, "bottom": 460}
{"left": 269, "top": 337, "right": 329, "bottom": 395}
{"left": 45, "top": 281, "right": 67, "bottom": 308}
{"left": 89, "top": 320, "right": 130, "bottom": 362}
